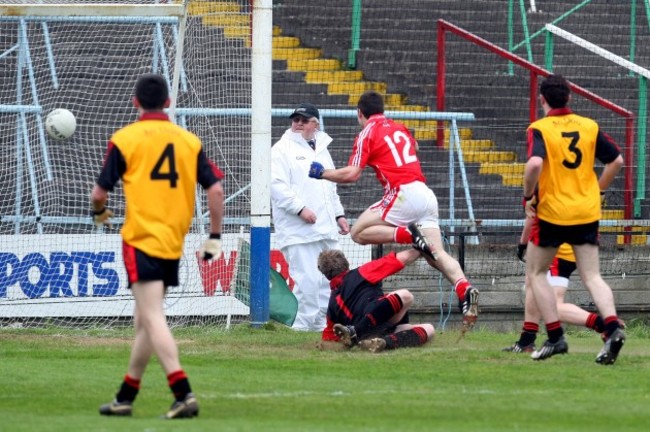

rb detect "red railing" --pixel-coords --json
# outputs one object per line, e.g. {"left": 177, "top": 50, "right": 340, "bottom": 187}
{"left": 436, "top": 19, "right": 635, "bottom": 222}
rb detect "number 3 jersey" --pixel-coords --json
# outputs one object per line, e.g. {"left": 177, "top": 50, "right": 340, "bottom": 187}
{"left": 527, "top": 108, "right": 620, "bottom": 226}
{"left": 349, "top": 114, "right": 425, "bottom": 199}
{"left": 97, "top": 112, "right": 223, "bottom": 259}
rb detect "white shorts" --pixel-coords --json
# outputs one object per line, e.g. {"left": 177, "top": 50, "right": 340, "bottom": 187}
{"left": 546, "top": 256, "right": 575, "bottom": 289}
{"left": 547, "top": 274, "right": 570, "bottom": 289}
{"left": 370, "top": 181, "right": 439, "bottom": 229}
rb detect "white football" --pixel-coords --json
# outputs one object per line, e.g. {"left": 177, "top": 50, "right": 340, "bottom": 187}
{"left": 46, "top": 108, "right": 76, "bottom": 140}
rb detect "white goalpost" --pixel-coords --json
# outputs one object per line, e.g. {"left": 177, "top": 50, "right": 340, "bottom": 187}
{"left": 0, "top": 0, "right": 254, "bottom": 328}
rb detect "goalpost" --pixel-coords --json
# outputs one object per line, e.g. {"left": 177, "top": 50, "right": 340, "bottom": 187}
{"left": 0, "top": 0, "right": 258, "bottom": 328}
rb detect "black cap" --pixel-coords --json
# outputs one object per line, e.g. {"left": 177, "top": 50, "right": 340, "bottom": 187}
{"left": 289, "top": 103, "right": 319, "bottom": 120}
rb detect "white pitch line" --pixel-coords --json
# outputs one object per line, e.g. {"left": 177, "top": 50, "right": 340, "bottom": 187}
{"left": 197, "top": 387, "right": 556, "bottom": 400}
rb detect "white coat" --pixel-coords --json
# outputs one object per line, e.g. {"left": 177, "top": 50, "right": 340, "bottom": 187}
{"left": 271, "top": 129, "right": 345, "bottom": 249}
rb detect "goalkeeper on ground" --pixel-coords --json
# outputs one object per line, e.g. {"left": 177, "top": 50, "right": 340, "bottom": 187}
{"left": 317, "top": 248, "right": 434, "bottom": 353}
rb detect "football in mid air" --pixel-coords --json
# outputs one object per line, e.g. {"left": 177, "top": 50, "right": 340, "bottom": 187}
{"left": 45, "top": 108, "right": 77, "bottom": 140}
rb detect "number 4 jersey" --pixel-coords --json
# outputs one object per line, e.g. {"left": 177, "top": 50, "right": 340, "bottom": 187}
{"left": 527, "top": 108, "right": 620, "bottom": 226}
{"left": 97, "top": 112, "right": 223, "bottom": 259}
{"left": 349, "top": 114, "right": 426, "bottom": 199}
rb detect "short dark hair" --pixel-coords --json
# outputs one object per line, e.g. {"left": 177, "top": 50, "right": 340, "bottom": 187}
{"left": 540, "top": 74, "right": 570, "bottom": 109}
{"left": 134, "top": 74, "right": 169, "bottom": 110}
{"left": 317, "top": 250, "right": 350, "bottom": 280}
{"left": 357, "top": 90, "right": 384, "bottom": 118}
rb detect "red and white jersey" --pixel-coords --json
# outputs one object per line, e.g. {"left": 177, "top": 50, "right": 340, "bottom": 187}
{"left": 348, "top": 114, "right": 426, "bottom": 198}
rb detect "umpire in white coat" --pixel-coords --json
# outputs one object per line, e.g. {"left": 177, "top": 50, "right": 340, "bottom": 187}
{"left": 271, "top": 103, "right": 350, "bottom": 331}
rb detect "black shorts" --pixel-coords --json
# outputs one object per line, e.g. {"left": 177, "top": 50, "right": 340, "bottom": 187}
{"left": 122, "top": 242, "right": 180, "bottom": 288}
{"left": 532, "top": 219, "right": 599, "bottom": 248}
{"left": 360, "top": 298, "right": 410, "bottom": 338}
{"left": 549, "top": 257, "right": 577, "bottom": 279}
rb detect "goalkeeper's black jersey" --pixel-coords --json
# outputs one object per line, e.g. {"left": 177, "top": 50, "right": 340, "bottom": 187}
{"left": 322, "top": 252, "right": 405, "bottom": 341}
{"left": 327, "top": 270, "right": 385, "bottom": 326}
{"left": 326, "top": 251, "right": 404, "bottom": 326}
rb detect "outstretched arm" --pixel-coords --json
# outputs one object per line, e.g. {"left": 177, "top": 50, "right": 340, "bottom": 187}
{"left": 358, "top": 250, "right": 419, "bottom": 284}
{"left": 322, "top": 165, "right": 363, "bottom": 184}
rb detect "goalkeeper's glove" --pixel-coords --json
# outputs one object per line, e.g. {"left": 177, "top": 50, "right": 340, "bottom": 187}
{"left": 199, "top": 234, "right": 222, "bottom": 261}
{"left": 516, "top": 243, "right": 527, "bottom": 263}
{"left": 308, "top": 161, "right": 325, "bottom": 179}
{"left": 93, "top": 207, "right": 114, "bottom": 228}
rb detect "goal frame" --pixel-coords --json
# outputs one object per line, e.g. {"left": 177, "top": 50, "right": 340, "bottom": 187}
{"left": 0, "top": 1, "right": 261, "bottom": 327}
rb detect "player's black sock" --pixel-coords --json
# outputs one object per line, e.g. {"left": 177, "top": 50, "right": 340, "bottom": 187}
{"left": 356, "top": 293, "right": 403, "bottom": 338}
{"left": 518, "top": 331, "right": 537, "bottom": 347}
{"left": 384, "top": 327, "right": 428, "bottom": 350}
{"left": 168, "top": 370, "right": 192, "bottom": 402}
{"left": 603, "top": 315, "right": 621, "bottom": 337}
{"left": 518, "top": 321, "right": 538, "bottom": 346}
{"left": 115, "top": 375, "right": 140, "bottom": 403}
{"left": 546, "top": 321, "right": 563, "bottom": 343}
{"left": 586, "top": 313, "right": 605, "bottom": 333}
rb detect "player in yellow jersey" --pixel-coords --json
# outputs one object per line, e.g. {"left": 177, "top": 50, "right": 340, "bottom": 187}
{"left": 91, "top": 74, "right": 225, "bottom": 418}
{"left": 505, "top": 218, "right": 612, "bottom": 353}
{"left": 523, "top": 74, "right": 624, "bottom": 363}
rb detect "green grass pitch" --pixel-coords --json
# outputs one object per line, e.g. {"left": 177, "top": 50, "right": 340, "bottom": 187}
{"left": 1, "top": 322, "right": 649, "bottom": 431}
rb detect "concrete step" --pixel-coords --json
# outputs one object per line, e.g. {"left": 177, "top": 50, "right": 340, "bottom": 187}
{"left": 188, "top": 1, "right": 241, "bottom": 14}
{"left": 346, "top": 92, "right": 405, "bottom": 106}
{"left": 273, "top": 36, "right": 301, "bottom": 49}
{"left": 327, "top": 81, "right": 387, "bottom": 95}
{"left": 273, "top": 47, "right": 322, "bottom": 61}
{"left": 202, "top": 14, "right": 249, "bottom": 27}
{"left": 463, "top": 150, "right": 517, "bottom": 164}
{"left": 499, "top": 173, "right": 523, "bottom": 187}
{"left": 286, "top": 58, "right": 342, "bottom": 71}
{"left": 447, "top": 139, "right": 494, "bottom": 151}
{"left": 223, "top": 26, "right": 250, "bottom": 42}
{"left": 385, "top": 104, "right": 429, "bottom": 112}
{"left": 479, "top": 162, "right": 525, "bottom": 176}
{"left": 305, "top": 70, "right": 364, "bottom": 83}
{"left": 273, "top": 70, "right": 307, "bottom": 83}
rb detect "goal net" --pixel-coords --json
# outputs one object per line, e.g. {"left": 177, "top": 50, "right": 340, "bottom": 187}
{"left": 0, "top": 0, "right": 253, "bottom": 328}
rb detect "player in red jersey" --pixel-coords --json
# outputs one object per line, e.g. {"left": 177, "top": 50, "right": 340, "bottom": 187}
{"left": 308, "top": 90, "right": 479, "bottom": 330}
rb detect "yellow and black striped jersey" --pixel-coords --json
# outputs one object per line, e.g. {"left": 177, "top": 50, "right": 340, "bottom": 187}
{"left": 527, "top": 108, "right": 620, "bottom": 226}
{"left": 97, "top": 112, "right": 223, "bottom": 259}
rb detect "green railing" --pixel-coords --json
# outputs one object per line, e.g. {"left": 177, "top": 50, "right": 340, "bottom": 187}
{"left": 508, "top": 0, "right": 595, "bottom": 71}
{"left": 347, "top": 0, "right": 362, "bottom": 69}
{"left": 510, "top": 0, "right": 650, "bottom": 73}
